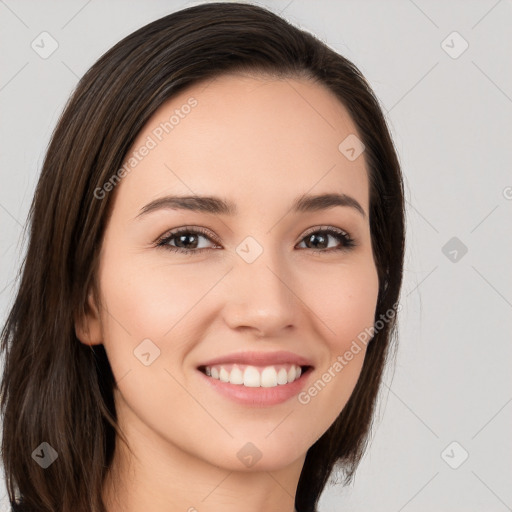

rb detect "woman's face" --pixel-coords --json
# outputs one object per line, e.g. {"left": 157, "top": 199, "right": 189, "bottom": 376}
{"left": 79, "top": 73, "right": 379, "bottom": 474}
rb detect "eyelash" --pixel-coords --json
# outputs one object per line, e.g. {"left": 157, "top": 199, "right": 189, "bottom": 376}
{"left": 155, "top": 225, "right": 356, "bottom": 255}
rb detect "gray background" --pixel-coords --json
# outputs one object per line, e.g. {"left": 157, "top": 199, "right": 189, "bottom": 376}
{"left": 1, "top": 0, "right": 511, "bottom": 510}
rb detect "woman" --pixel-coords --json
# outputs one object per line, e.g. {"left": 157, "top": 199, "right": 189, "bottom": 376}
{"left": 0, "top": 2, "right": 405, "bottom": 511}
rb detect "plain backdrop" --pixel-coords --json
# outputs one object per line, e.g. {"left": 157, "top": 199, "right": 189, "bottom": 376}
{"left": 1, "top": 1, "right": 511, "bottom": 511}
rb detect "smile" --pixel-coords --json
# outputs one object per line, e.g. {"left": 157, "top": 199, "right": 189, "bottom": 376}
{"left": 199, "top": 363, "right": 309, "bottom": 388}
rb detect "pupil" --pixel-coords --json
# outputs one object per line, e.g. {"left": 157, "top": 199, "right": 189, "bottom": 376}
{"left": 174, "top": 232, "right": 332, "bottom": 250}
{"left": 308, "top": 233, "right": 327, "bottom": 249}
{"left": 178, "top": 233, "right": 197, "bottom": 248}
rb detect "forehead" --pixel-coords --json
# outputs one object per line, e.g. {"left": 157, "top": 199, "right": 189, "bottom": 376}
{"left": 115, "top": 72, "right": 369, "bottom": 215}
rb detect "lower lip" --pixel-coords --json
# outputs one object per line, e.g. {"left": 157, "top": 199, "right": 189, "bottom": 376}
{"left": 197, "top": 367, "right": 313, "bottom": 407}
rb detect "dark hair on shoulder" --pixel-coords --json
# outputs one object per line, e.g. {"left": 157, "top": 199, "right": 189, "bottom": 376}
{"left": 0, "top": 2, "right": 405, "bottom": 512}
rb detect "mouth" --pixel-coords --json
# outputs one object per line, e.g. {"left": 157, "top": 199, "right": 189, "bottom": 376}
{"left": 197, "top": 363, "right": 314, "bottom": 388}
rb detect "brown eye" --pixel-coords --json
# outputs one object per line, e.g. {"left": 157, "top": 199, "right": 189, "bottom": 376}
{"left": 298, "top": 227, "right": 355, "bottom": 252}
{"left": 156, "top": 227, "right": 219, "bottom": 254}
{"left": 156, "top": 225, "right": 356, "bottom": 255}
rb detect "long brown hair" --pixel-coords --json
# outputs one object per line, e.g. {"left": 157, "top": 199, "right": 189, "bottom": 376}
{"left": 0, "top": 3, "right": 405, "bottom": 511}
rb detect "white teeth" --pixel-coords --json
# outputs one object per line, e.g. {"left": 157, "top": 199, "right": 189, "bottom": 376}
{"left": 203, "top": 364, "right": 304, "bottom": 387}
{"left": 261, "top": 367, "right": 277, "bottom": 387}
{"left": 277, "top": 368, "right": 288, "bottom": 385}
{"left": 244, "top": 366, "right": 261, "bottom": 387}
{"left": 229, "top": 366, "right": 244, "bottom": 385}
{"left": 219, "top": 367, "right": 230, "bottom": 382}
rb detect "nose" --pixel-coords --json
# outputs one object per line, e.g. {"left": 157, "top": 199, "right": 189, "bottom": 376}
{"left": 222, "top": 247, "right": 298, "bottom": 338}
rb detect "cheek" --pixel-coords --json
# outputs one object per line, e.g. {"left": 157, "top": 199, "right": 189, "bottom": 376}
{"left": 100, "top": 238, "right": 379, "bottom": 346}
{"left": 304, "top": 258, "right": 379, "bottom": 349}
{"left": 95, "top": 239, "right": 219, "bottom": 386}
{"left": 296, "top": 258, "right": 379, "bottom": 420}
{"left": 99, "top": 254, "right": 210, "bottom": 340}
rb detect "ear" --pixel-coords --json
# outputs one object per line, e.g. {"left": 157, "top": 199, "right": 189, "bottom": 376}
{"left": 75, "top": 289, "right": 103, "bottom": 346}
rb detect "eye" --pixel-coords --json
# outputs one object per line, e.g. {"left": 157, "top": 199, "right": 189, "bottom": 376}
{"left": 156, "top": 226, "right": 220, "bottom": 254}
{"left": 155, "top": 225, "right": 356, "bottom": 255}
{"left": 297, "top": 226, "right": 356, "bottom": 253}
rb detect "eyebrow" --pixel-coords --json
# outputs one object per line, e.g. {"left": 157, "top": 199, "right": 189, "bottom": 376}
{"left": 136, "top": 192, "right": 367, "bottom": 220}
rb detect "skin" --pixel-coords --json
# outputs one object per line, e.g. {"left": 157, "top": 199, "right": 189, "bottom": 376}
{"left": 76, "top": 73, "right": 379, "bottom": 512}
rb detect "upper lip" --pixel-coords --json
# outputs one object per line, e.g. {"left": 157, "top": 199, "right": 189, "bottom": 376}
{"left": 197, "top": 350, "right": 314, "bottom": 368}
